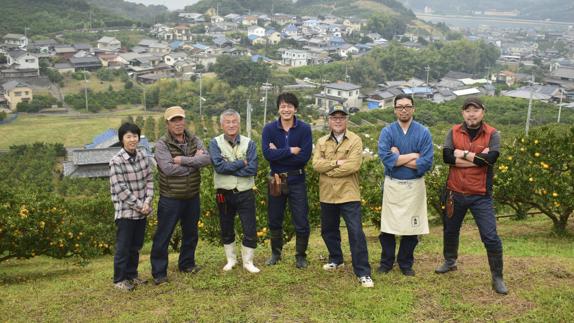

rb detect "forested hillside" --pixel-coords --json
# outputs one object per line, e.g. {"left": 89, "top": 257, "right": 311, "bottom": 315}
{"left": 187, "top": 0, "right": 415, "bottom": 18}
{"left": 0, "top": 0, "right": 134, "bottom": 35}
{"left": 86, "top": 0, "right": 173, "bottom": 24}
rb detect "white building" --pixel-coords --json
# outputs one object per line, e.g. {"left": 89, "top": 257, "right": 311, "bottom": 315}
{"left": 315, "top": 82, "right": 362, "bottom": 109}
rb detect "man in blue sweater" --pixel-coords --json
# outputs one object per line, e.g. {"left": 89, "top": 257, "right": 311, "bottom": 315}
{"left": 262, "top": 92, "right": 313, "bottom": 268}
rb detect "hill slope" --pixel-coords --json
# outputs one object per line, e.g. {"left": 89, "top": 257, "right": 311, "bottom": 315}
{"left": 0, "top": 0, "right": 135, "bottom": 36}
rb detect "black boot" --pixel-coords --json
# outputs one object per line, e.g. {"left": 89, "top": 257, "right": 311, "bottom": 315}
{"left": 435, "top": 239, "right": 459, "bottom": 274}
{"left": 295, "top": 234, "right": 309, "bottom": 269}
{"left": 487, "top": 250, "right": 508, "bottom": 295}
{"left": 266, "top": 229, "right": 283, "bottom": 266}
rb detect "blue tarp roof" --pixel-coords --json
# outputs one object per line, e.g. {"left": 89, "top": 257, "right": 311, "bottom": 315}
{"left": 85, "top": 128, "right": 116, "bottom": 149}
{"left": 169, "top": 41, "right": 184, "bottom": 50}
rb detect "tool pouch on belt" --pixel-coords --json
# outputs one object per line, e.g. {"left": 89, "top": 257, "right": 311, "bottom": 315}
{"left": 268, "top": 174, "right": 282, "bottom": 197}
{"left": 440, "top": 186, "right": 455, "bottom": 219}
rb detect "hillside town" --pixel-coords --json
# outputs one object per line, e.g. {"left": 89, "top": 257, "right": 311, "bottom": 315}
{"left": 1, "top": 9, "right": 574, "bottom": 114}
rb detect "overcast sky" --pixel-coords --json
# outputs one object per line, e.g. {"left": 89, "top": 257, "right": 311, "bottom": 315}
{"left": 125, "top": 0, "right": 199, "bottom": 11}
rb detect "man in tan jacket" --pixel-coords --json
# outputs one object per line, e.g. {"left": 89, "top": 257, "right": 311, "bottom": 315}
{"left": 313, "top": 106, "right": 373, "bottom": 288}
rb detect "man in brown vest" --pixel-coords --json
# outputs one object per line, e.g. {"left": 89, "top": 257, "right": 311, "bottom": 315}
{"left": 150, "top": 106, "right": 211, "bottom": 285}
{"left": 436, "top": 97, "right": 508, "bottom": 295}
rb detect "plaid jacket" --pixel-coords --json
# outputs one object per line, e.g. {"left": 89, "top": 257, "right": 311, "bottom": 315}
{"left": 109, "top": 148, "right": 154, "bottom": 220}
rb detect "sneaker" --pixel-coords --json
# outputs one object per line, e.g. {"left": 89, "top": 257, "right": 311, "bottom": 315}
{"left": 180, "top": 265, "right": 201, "bottom": 274}
{"left": 153, "top": 276, "right": 168, "bottom": 285}
{"left": 114, "top": 280, "right": 135, "bottom": 291}
{"left": 322, "top": 262, "right": 344, "bottom": 271}
{"left": 359, "top": 276, "right": 374, "bottom": 288}
{"left": 129, "top": 277, "right": 148, "bottom": 286}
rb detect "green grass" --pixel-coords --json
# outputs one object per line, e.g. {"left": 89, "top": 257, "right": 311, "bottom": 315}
{"left": 61, "top": 75, "right": 126, "bottom": 96}
{"left": 0, "top": 109, "right": 163, "bottom": 149}
{"left": 1, "top": 216, "right": 573, "bottom": 322}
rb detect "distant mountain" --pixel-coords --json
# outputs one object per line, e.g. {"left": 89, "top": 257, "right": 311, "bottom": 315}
{"left": 187, "top": 0, "right": 415, "bottom": 19}
{"left": 0, "top": 0, "right": 135, "bottom": 36}
{"left": 86, "top": 0, "right": 174, "bottom": 24}
{"left": 399, "top": 0, "right": 574, "bottom": 22}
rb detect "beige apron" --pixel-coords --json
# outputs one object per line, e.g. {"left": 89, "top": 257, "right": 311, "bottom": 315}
{"left": 380, "top": 176, "right": 429, "bottom": 235}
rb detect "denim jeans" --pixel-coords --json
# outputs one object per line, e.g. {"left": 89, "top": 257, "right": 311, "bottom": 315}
{"left": 150, "top": 195, "right": 200, "bottom": 279}
{"left": 268, "top": 180, "right": 310, "bottom": 236}
{"left": 443, "top": 193, "right": 502, "bottom": 253}
{"left": 321, "top": 201, "right": 371, "bottom": 277}
{"left": 379, "top": 233, "right": 419, "bottom": 271}
{"left": 114, "top": 218, "right": 146, "bottom": 283}
{"left": 218, "top": 189, "right": 257, "bottom": 249}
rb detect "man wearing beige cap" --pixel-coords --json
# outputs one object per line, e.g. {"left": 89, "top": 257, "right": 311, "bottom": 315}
{"left": 150, "top": 106, "right": 211, "bottom": 285}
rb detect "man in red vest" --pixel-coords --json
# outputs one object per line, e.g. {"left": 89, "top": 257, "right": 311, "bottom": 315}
{"left": 436, "top": 97, "right": 508, "bottom": 295}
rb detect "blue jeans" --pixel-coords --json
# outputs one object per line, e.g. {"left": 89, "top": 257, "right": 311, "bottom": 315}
{"left": 268, "top": 180, "right": 310, "bottom": 236}
{"left": 150, "top": 195, "right": 200, "bottom": 279}
{"left": 379, "top": 233, "right": 418, "bottom": 271}
{"left": 114, "top": 218, "right": 146, "bottom": 283}
{"left": 218, "top": 189, "right": 257, "bottom": 249}
{"left": 443, "top": 193, "right": 502, "bottom": 253}
{"left": 321, "top": 201, "right": 371, "bottom": 277}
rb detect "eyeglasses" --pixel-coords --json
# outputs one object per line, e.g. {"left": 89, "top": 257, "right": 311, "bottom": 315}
{"left": 394, "top": 105, "right": 414, "bottom": 111}
{"left": 329, "top": 116, "right": 347, "bottom": 121}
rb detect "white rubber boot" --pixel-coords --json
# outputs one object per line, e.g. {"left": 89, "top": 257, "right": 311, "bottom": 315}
{"left": 222, "top": 243, "right": 237, "bottom": 271}
{"left": 241, "top": 245, "right": 260, "bottom": 273}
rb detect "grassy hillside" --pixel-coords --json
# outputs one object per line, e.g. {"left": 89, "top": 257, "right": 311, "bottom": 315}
{"left": 0, "top": 217, "right": 573, "bottom": 321}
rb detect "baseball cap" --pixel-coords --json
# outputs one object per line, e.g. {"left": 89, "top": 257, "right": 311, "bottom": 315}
{"left": 164, "top": 106, "right": 186, "bottom": 120}
{"left": 328, "top": 105, "right": 349, "bottom": 116}
{"left": 462, "top": 97, "right": 485, "bottom": 110}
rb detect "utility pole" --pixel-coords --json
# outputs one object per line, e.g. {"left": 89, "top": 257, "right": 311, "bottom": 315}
{"left": 262, "top": 82, "right": 272, "bottom": 125}
{"left": 557, "top": 88, "right": 564, "bottom": 123}
{"left": 246, "top": 100, "right": 252, "bottom": 138}
{"left": 525, "top": 74, "right": 535, "bottom": 136}
{"left": 84, "top": 70, "right": 89, "bottom": 113}
{"left": 424, "top": 65, "right": 430, "bottom": 85}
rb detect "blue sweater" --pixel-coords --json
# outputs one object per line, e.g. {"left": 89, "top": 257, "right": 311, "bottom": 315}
{"left": 378, "top": 120, "right": 434, "bottom": 180}
{"left": 262, "top": 116, "right": 312, "bottom": 184}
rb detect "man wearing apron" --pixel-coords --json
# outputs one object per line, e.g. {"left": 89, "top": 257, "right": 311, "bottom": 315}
{"left": 436, "top": 97, "right": 508, "bottom": 295}
{"left": 377, "top": 94, "right": 434, "bottom": 276}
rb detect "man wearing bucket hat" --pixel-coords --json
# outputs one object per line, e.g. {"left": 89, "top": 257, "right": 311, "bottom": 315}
{"left": 150, "top": 106, "right": 211, "bottom": 285}
{"left": 436, "top": 96, "right": 508, "bottom": 295}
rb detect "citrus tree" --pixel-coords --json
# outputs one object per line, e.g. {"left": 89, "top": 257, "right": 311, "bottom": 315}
{"left": 495, "top": 125, "right": 574, "bottom": 233}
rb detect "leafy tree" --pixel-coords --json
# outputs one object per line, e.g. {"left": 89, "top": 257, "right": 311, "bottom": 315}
{"left": 17, "top": 95, "right": 58, "bottom": 113}
{"left": 212, "top": 56, "right": 271, "bottom": 87}
{"left": 495, "top": 126, "right": 574, "bottom": 233}
{"left": 134, "top": 115, "right": 145, "bottom": 129}
{"left": 143, "top": 116, "right": 156, "bottom": 141}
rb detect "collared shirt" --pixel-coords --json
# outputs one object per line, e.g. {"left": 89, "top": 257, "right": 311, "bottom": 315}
{"left": 154, "top": 130, "right": 211, "bottom": 177}
{"left": 109, "top": 148, "right": 154, "bottom": 220}
{"left": 261, "top": 116, "right": 312, "bottom": 183}
{"left": 313, "top": 130, "right": 362, "bottom": 203}
{"left": 209, "top": 134, "right": 258, "bottom": 177}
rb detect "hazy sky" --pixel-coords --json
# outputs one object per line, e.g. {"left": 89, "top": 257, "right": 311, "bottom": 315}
{"left": 125, "top": 0, "right": 199, "bottom": 11}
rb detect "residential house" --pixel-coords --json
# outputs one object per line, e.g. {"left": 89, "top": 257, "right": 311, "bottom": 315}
{"left": 502, "top": 85, "right": 561, "bottom": 101}
{"left": 337, "top": 44, "right": 359, "bottom": 58}
{"left": 211, "top": 15, "right": 224, "bottom": 24}
{"left": 173, "top": 24, "right": 193, "bottom": 41}
{"left": 53, "top": 63, "right": 75, "bottom": 74}
{"left": 282, "top": 24, "right": 299, "bottom": 38}
{"left": 174, "top": 59, "right": 196, "bottom": 74}
{"left": 69, "top": 56, "right": 103, "bottom": 71}
{"left": 3, "top": 34, "right": 28, "bottom": 48}
{"left": 224, "top": 13, "right": 242, "bottom": 23}
{"left": 164, "top": 52, "right": 189, "bottom": 66}
{"left": 248, "top": 26, "right": 266, "bottom": 38}
{"left": 282, "top": 49, "right": 314, "bottom": 67}
{"left": 343, "top": 19, "right": 363, "bottom": 33}
{"left": 222, "top": 47, "right": 248, "bottom": 57}
{"left": 2, "top": 80, "right": 32, "bottom": 111}
{"left": 314, "top": 82, "right": 362, "bottom": 110}
{"left": 63, "top": 129, "right": 151, "bottom": 178}
{"left": 272, "top": 14, "right": 295, "bottom": 26}
{"left": 266, "top": 31, "right": 282, "bottom": 45}
{"left": 495, "top": 71, "right": 516, "bottom": 86}
{"left": 213, "top": 36, "right": 234, "bottom": 48}
{"left": 28, "top": 39, "right": 57, "bottom": 53}
{"left": 148, "top": 42, "right": 171, "bottom": 55}
{"left": 97, "top": 37, "right": 121, "bottom": 51}
{"left": 249, "top": 36, "right": 267, "bottom": 46}
{"left": 6, "top": 50, "right": 39, "bottom": 70}
{"left": 242, "top": 16, "right": 258, "bottom": 26}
